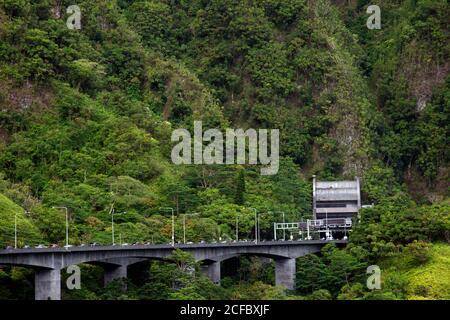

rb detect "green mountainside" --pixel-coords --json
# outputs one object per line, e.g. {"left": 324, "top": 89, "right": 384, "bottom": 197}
{"left": 0, "top": 0, "right": 448, "bottom": 300}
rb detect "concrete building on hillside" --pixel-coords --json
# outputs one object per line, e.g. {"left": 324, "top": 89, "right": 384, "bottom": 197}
{"left": 312, "top": 175, "right": 361, "bottom": 221}
{"left": 274, "top": 176, "right": 363, "bottom": 240}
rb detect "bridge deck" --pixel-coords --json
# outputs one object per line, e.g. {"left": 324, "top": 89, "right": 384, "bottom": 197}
{"left": 0, "top": 240, "right": 347, "bottom": 255}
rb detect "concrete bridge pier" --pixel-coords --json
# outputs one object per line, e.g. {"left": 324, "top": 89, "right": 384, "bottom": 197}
{"left": 104, "top": 264, "right": 128, "bottom": 290}
{"left": 35, "top": 268, "right": 61, "bottom": 300}
{"left": 275, "top": 258, "right": 296, "bottom": 290}
{"left": 201, "top": 261, "right": 221, "bottom": 284}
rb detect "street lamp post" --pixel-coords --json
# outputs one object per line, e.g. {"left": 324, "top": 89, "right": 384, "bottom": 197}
{"left": 111, "top": 210, "right": 127, "bottom": 245}
{"left": 111, "top": 211, "right": 114, "bottom": 245}
{"left": 236, "top": 214, "right": 239, "bottom": 241}
{"left": 183, "top": 213, "right": 199, "bottom": 244}
{"left": 250, "top": 208, "right": 257, "bottom": 244}
{"left": 52, "top": 206, "right": 69, "bottom": 248}
{"left": 183, "top": 214, "right": 186, "bottom": 244}
{"left": 257, "top": 214, "right": 262, "bottom": 242}
{"left": 15, "top": 210, "right": 32, "bottom": 248}
{"left": 14, "top": 212, "right": 17, "bottom": 249}
{"left": 235, "top": 212, "right": 245, "bottom": 241}
{"left": 160, "top": 207, "right": 175, "bottom": 246}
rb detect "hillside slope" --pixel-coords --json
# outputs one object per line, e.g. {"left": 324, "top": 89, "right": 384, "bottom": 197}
{"left": 381, "top": 243, "right": 450, "bottom": 300}
{"left": 0, "top": 193, "right": 41, "bottom": 247}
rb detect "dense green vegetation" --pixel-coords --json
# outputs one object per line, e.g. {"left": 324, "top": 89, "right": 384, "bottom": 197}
{"left": 0, "top": 0, "right": 448, "bottom": 300}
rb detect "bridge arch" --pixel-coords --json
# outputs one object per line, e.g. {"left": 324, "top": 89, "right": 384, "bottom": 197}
{"left": 200, "top": 251, "right": 291, "bottom": 263}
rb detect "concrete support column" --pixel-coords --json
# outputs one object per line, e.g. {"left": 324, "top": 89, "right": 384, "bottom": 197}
{"left": 275, "top": 258, "right": 296, "bottom": 290}
{"left": 201, "top": 261, "right": 221, "bottom": 284}
{"left": 104, "top": 265, "right": 127, "bottom": 290}
{"left": 35, "top": 269, "right": 61, "bottom": 300}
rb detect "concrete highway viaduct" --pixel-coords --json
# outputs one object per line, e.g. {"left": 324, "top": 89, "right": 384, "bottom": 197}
{"left": 0, "top": 240, "right": 346, "bottom": 300}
